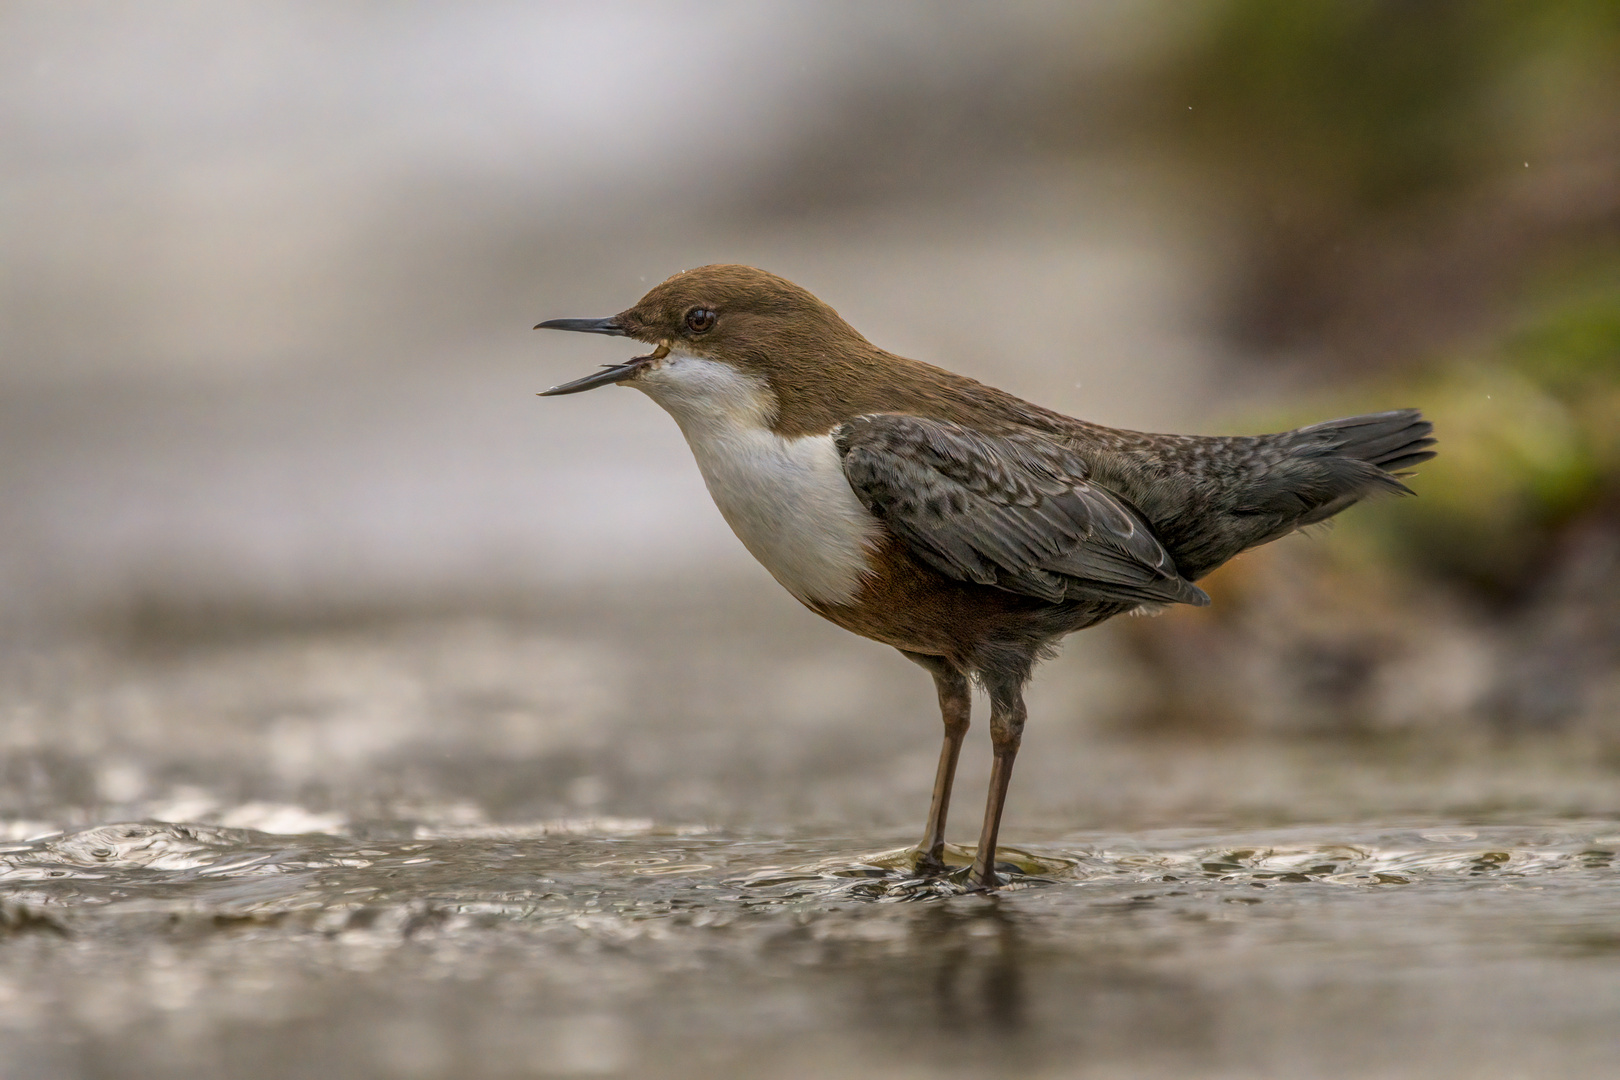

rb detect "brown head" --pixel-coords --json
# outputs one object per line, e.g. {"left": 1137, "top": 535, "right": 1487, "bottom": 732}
{"left": 537, "top": 265, "right": 870, "bottom": 396}
{"left": 537, "top": 264, "right": 1072, "bottom": 436}
{"left": 617, "top": 264, "right": 869, "bottom": 360}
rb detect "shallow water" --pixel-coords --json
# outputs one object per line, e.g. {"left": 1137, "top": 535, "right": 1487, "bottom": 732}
{"left": 4, "top": 816, "right": 1620, "bottom": 1079}
{"left": 3, "top": 602, "right": 1620, "bottom": 1079}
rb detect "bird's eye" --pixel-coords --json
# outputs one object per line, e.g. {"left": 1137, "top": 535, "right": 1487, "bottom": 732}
{"left": 685, "top": 307, "right": 716, "bottom": 333}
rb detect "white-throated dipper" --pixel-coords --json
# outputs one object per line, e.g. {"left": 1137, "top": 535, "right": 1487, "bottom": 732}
{"left": 537, "top": 264, "right": 1435, "bottom": 889}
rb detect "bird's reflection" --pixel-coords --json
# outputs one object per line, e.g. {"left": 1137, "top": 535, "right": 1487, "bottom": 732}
{"left": 920, "top": 901, "right": 1027, "bottom": 1034}
{"left": 838, "top": 900, "right": 1030, "bottom": 1037}
{"left": 836, "top": 894, "right": 1217, "bottom": 1067}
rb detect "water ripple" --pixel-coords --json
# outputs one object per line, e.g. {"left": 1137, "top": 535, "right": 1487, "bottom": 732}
{"left": 1, "top": 819, "right": 1613, "bottom": 928}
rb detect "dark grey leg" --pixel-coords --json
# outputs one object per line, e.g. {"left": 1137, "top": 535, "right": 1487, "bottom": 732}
{"left": 902, "top": 651, "right": 971, "bottom": 875}
{"left": 969, "top": 674, "right": 1027, "bottom": 889}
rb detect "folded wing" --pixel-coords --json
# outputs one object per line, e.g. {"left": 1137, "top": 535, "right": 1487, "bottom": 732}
{"left": 834, "top": 414, "right": 1209, "bottom": 608}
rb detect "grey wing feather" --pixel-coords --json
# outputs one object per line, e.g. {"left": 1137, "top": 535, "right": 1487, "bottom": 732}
{"left": 834, "top": 414, "right": 1209, "bottom": 608}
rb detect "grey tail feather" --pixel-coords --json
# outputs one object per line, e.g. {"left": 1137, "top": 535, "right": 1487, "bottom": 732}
{"left": 1288, "top": 408, "right": 1437, "bottom": 476}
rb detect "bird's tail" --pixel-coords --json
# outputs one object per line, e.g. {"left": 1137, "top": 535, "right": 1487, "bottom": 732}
{"left": 1276, "top": 408, "right": 1437, "bottom": 527}
{"left": 1289, "top": 408, "right": 1438, "bottom": 477}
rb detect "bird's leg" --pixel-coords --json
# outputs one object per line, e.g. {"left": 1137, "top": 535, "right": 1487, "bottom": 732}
{"left": 902, "top": 652, "right": 971, "bottom": 876}
{"left": 970, "top": 675, "right": 1028, "bottom": 890}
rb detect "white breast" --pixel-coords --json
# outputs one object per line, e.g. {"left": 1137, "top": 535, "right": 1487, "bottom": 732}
{"left": 630, "top": 353, "right": 879, "bottom": 605}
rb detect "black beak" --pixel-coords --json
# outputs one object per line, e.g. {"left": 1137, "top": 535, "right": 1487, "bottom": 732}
{"left": 538, "top": 360, "right": 647, "bottom": 396}
{"left": 535, "top": 316, "right": 666, "bottom": 396}
{"left": 535, "top": 315, "right": 641, "bottom": 396}
{"left": 534, "top": 316, "right": 628, "bottom": 336}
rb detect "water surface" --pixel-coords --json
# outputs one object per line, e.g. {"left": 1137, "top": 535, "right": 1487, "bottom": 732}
{"left": 4, "top": 815, "right": 1619, "bottom": 1079}
{"left": 3, "top": 605, "right": 1619, "bottom": 1079}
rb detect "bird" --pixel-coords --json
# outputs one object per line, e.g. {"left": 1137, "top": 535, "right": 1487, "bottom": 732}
{"left": 536, "top": 264, "right": 1435, "bottom": 889}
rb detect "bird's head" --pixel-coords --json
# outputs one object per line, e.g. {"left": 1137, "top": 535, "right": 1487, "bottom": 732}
{"left": 536, "top": 264, "right": 870, "bottom": 401}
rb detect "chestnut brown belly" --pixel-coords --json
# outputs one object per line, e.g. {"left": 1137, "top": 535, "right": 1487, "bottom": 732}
{"left": 806, "top": 538, "right": 1124, "bottom": 670}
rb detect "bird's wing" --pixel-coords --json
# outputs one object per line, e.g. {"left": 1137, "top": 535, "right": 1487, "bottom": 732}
{"left": 834, "top": 414, "right": 1209, "bottom": 607}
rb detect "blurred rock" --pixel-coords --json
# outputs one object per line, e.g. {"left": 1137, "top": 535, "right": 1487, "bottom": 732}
{"left": 1114, "top": 539, "right": 1493, "bottom": 740}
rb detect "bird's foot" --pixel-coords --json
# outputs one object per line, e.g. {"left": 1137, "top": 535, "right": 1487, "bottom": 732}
{"left": 909, "top": 845, "right": 1029, "bottom": 889}
{"left": 966, "top": 867, "right": 1002, "bottom": 892}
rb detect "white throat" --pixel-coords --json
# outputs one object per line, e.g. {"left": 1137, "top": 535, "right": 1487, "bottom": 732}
{"left": 630, "top": 352, "right": 879, "bottom": 605}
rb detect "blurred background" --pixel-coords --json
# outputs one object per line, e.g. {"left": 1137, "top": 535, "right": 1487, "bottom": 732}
{"left": 7, "top": 0, "right": 1620, "bottom": 829}
{"left": 6, "top": 3, "right": 1620, "bottom": 1077}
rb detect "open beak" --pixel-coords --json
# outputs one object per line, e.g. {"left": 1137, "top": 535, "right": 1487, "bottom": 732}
{"left": 535, "top": 316, "right": 667, "bottom": 396}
